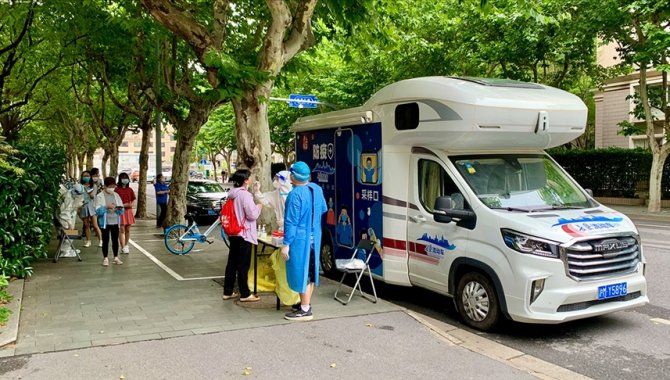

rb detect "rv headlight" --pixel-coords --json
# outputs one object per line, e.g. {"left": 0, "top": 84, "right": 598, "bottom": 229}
{"left": 501, "top": 229, "right": 559, "bottom": 259}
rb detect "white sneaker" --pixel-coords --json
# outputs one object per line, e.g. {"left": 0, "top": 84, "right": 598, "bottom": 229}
{"left": 83, "top": 240, "right": 91, "bottom": 248}
{"left": 113, "top": 257, "right": 123, "bottom": 265}
{"left": 102, "top": 257, "right": 109, "bottom": 266}
{"left": 98, "top": 240, "right": 103, "bottom": 247}
{"left": 122, "top": 246, "right": 130, "bottom": 254}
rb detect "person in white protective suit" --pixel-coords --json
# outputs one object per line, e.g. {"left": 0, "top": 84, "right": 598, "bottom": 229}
{"left": 250, "top": 170, "right": 300, "bottom": 306}
{"left": 253, "top": 170, "right": 292, "bottom": 228}
{"left": 57, "top": 183, "right": 85, "bottom": 257}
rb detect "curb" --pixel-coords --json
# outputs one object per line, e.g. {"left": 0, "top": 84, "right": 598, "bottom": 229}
{"left": 0, "top": 279, "right": 24, "bottom": 354}
{"left": 405, "top": 310, "right": 592, "bottom": 380}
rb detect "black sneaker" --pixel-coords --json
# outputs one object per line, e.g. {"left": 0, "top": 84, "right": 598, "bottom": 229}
{"left": 291, "top": 302, "right": 301, "bottom": 311}
{"left": 285, "top": 307, "right": 313, "bottom": 321}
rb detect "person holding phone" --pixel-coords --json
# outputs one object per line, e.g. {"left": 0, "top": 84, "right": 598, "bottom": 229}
{"left": 95, "top": 177, "right": 125, "bottom": 266}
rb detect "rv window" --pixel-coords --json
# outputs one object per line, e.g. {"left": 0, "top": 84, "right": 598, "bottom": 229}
{"left": 395, "top": 103, "right": 419, "bottom": 130}
{"left": 418, "top": 159, "right": 466, "bottom": 212}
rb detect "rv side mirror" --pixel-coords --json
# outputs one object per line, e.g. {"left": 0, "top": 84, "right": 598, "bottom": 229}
{"left": 433, "top": 196, "right": 453, "bottom": 224}
{"left": 585, "top": 188, "right": 594, "bottom": 197}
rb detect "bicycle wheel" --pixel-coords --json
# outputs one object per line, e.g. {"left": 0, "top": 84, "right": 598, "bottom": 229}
{"left": 219, "top": 226, "right": 230, "bottom": 248}
{"left": 165, "top": 224, "right": 196, "bottom": 255}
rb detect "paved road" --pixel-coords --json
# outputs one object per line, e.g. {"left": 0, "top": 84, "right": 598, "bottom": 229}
{"left": 381, "top": 217, "right": 670, "bottom": 380}
{"left": 135, "top": 182, "right": 668, "bottom": 379}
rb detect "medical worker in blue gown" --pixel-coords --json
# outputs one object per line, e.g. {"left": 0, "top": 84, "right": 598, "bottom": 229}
{"left": 281, "top": 161, "right": 327, "bottom": 321}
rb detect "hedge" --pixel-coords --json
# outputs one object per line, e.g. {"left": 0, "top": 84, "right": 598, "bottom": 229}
{"left": 0, "top": 143, "right": 65, "bottom": 278}
{"left": 547, "top": 147, "right": 670, "bottom": 199}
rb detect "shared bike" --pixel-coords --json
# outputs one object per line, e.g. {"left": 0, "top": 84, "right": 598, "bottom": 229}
{"left": 164, "top": 212, "right": 230, "bottom": 255}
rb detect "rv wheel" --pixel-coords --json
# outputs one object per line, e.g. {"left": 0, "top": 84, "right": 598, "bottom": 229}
{"left": 319, "top": 228, "right": 337, "bottom": 278}
{"left": 455, "top": 272, "right": 500, "bottom": 331}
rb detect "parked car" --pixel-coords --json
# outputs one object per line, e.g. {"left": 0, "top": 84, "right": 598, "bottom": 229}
{"left": 130, "top": 170, "right": 140, "bottom": 182}
{"left": 186, "top": 180, "right": 230, "bottom": 225}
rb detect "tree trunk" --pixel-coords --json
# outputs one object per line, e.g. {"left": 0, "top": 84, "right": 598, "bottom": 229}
{"left": 77, "top": 153, "right": 85, "bottom": 178}
{"left": 107, "top": 143, "right": 120, "bottom": 177}
{"left": 647, "top": 151, "right": 669, "bottom": 212}
{"left": 164, "top": 107, "right": 210, "bottom": 227}
{"left": 86, "top": 147, "right": 95, "bottom": 170}
{"left": 135, "top": 124, "right": 151, "bottom": 218}
{"left": 101, "top": 152, "right": 109, "bottom": 177}
{"left": 233, "top": 82, "right": 274, "bottom": 226}
{"left": 211, "top": 152, "right": 218, "bottom": 182}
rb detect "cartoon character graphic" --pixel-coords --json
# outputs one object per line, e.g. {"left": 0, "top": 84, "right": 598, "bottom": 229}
{"left": 336, "top": 205, "right": 353, "bottom": 245}
{"left": 359, "top": 153, "right": 378, "bottom": 184}
{"left": 326, "top": 197, "right": 336, "bottom": 225}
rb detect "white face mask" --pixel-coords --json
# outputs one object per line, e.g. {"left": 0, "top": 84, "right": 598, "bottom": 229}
{"left": 105, "top": 187, "right": 115, "bottom": 194}
{"left": 272, "top": 179, "right": 281, "bottom": 190}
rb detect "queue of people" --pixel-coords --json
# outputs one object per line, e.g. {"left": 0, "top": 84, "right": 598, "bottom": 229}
{"left": 72, "top": 162, "right": 330, "bottom": 321}
{"left": 76, "top": 168, "right": 137, "bottom": 266}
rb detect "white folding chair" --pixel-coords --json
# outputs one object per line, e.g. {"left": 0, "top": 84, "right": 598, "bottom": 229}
{"left": 334, "top": 239, "right": 378, "bottom": 305}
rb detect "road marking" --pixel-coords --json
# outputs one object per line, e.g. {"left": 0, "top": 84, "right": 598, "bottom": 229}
{"left": 128, "top": 239, "right": 225, "bottom": 281}
{"left": 650, "top": 318, "right": 670, "bottom": 326}
{"left": 129, "top": 239, "right": 184, "bottom": 281}
{"left": 636, "top": 223, "right": 670, "bottom": 229}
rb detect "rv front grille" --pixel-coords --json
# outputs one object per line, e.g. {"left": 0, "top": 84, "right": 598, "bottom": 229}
{"left": 562, "top": 236, "right": 640, "bottom": 281}
{"left": 556, "top": 291, "right": 642, "bottom": 312}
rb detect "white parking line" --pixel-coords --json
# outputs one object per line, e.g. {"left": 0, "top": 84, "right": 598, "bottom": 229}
{"left": 650, "top": 318, "right": 670, "bottom": 326}
{"left": 128, "top": 239, "right": 225, "bottom": 281}
{"left": 129, "top": 239, "right": 184, "bottom": 280}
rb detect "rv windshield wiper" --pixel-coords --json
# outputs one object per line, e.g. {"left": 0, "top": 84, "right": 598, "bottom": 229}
{"left": 533, "top": 205, "right": 584, "bottom": 211}
{"left": 490, "top": 206, "right": 531, "bottom": 213}
{"left": 542, "top": 205, "right": 585, "bottom": 210}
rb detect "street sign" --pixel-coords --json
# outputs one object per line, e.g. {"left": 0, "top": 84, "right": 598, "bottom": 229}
{"left": 200, "top": 159, "right": 207, "bottom": 165}
{"left": 289, "top": 94, "right": 318, "bottom": 108}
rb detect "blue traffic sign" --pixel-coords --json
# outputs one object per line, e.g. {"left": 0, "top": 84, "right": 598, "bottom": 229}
{"left": 289, "top": 94, "right": 318, "bottom": 108}
{"left": 200, "top": 159, "right": 207, "bottom": 164}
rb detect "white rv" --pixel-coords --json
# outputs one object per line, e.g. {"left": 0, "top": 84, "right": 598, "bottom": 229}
{"left": 293, "top": 76, "right": 648, "bottom": 330}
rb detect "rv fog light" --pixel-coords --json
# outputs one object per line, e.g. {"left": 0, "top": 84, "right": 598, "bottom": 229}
{"left": 530, "top": 278, "right": 545, "bottom": 305}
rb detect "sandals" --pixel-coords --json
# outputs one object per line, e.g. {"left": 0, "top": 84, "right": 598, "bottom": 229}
{"left": 240, "top": 294, "right": 261, "bottom": 302}
{"left": 222, "top": 292, "right": 239, "bottom": 300}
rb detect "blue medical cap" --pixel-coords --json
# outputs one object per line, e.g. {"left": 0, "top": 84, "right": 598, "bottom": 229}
{"left": 290, "top": 161, "right": 311, "bottom": 181}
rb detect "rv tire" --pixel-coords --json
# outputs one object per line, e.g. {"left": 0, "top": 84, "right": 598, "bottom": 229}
{"left": 455, "top": 272, "right": 500, "bottom": 331}
{"left": 319, "top": 228, "right": 337, "bottom": 278}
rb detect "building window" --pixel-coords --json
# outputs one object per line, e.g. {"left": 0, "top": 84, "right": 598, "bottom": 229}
{"left": 121, "top": 142, "right": 128, "bottom": 147}
{"left": 170, "top": 147, "right": 176, "bottom": 152}
{"left": 134, "top": 142, "right": 141, "bottom": 147}
{"left": 630, "top": 135, "right": 664, "bottom": 149}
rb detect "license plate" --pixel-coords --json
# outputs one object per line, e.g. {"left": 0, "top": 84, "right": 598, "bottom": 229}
{"left": 207, "top": 209, "right": 217, "bottom": 215}
{"left": 598, "top": 282, "right": 627, "bottom": 300}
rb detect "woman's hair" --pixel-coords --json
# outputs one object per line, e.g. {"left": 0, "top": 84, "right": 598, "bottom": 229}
{"left": 103, "top": 176, "right": 116, "bottom": 187}
{"left": 117, "top": 172, "right": 130, "bottom": 187}
{"left": 231, "top": 169, "right": 251, "bottom": 188}
{"left": 89, "top": 167, "right": 100, "bottom": 177}
{"left": 80, "top": 171, "right": 91, "bottom": 185}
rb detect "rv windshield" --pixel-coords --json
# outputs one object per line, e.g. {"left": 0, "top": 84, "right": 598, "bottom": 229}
{"left": 451, "top": 154, "right": 594, "bottom": 211}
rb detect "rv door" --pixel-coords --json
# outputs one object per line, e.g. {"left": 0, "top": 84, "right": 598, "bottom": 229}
{"left": 407, "top": 151, "right": 470, "bottom": 294}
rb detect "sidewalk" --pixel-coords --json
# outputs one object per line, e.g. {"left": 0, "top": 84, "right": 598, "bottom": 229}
{"left": 0, "top": 219, "right": 594, "bottom": 379}
{"left": 600, "top": 203, "right": 670, "bottom": 223}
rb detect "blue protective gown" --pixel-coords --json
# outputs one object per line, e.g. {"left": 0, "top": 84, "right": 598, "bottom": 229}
{"left": 283, "top": 182, "right": 328, "bottom": 293}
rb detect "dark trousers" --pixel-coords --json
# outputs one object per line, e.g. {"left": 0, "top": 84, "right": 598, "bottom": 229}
{"left": 102, "top": 224, "right": 119, "bottom": 258}
{"left": 157, "top": 202, "right": 167, "bottom": 228}
{"left": 224, "top": 236, "right": 253, "bottom": 298}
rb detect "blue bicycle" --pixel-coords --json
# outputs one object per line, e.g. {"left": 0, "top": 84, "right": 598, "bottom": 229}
{"left": 164, "top": 212, "right": 230, "bottom": 255}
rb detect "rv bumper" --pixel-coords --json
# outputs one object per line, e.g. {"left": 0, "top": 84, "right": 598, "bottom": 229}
{"left": 505, "top": 263, "right": 648, "bottom": 324}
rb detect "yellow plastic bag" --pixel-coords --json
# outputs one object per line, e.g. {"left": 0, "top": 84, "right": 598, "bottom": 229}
{"left": 270, "top": 248, "right": 300, "bottom": 306}
{"left": 247, "top": 251, "right": 276, "bottom": 293}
